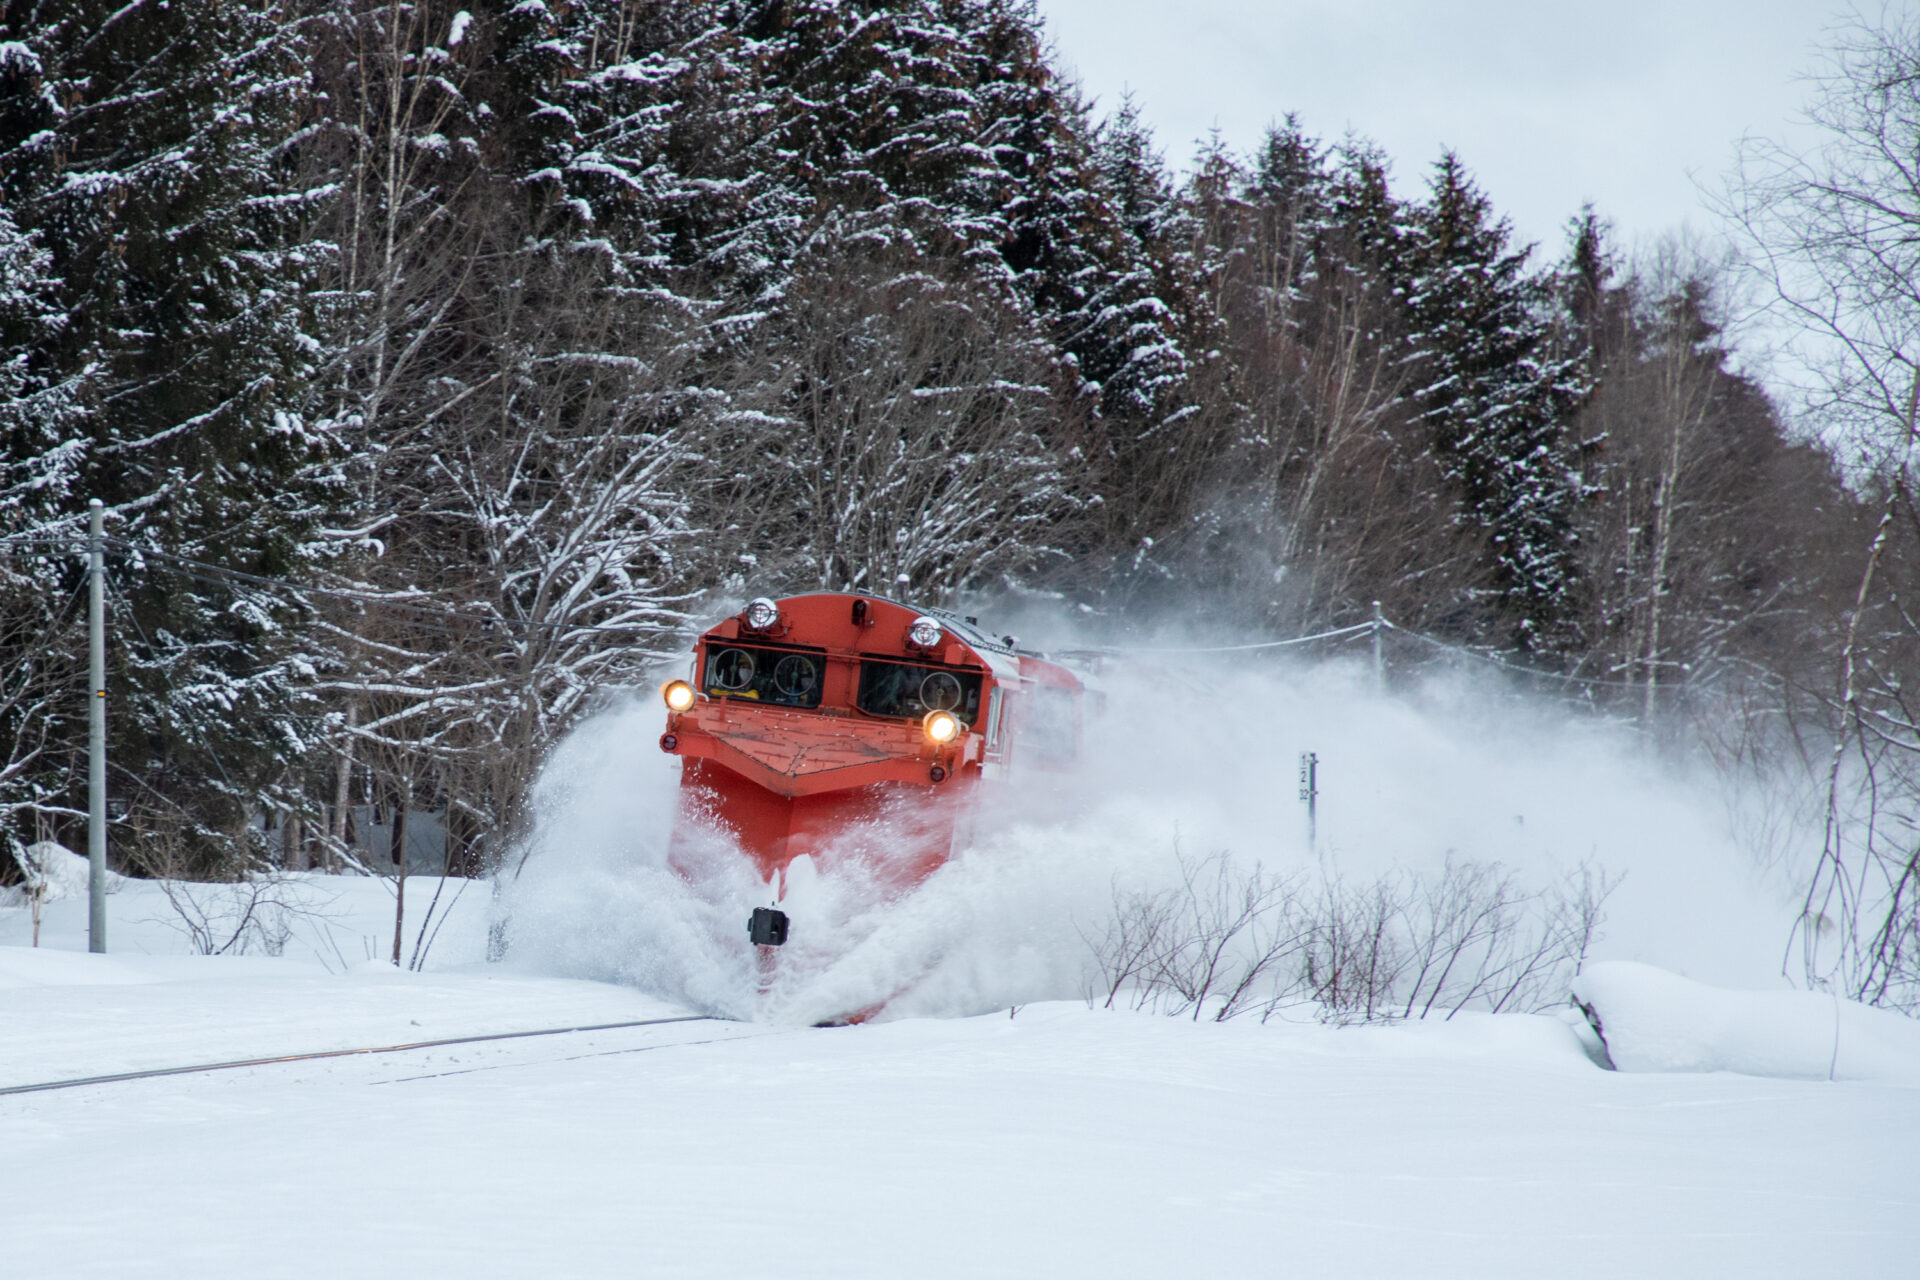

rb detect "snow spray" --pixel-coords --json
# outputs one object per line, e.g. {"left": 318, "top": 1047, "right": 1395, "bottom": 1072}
{"left": 496, "top": 622, "right": 1807, "bottom": 1024}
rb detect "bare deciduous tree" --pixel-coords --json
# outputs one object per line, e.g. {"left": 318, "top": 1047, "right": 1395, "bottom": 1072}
{"left": 1722, "top": 12, "right": 1920, "bottom": 1008}
{"left": 719, "top": 238, "right": 1086, "bottom": 600}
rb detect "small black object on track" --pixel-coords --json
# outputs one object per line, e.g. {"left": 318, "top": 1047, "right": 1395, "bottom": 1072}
{"left": 749, "top": 906, "right": 789, "bottom": 946}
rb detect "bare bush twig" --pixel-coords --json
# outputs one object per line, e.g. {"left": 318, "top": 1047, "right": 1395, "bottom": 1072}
{"left": 1089, "top": 849, "right": 1618, "bottom": 1025}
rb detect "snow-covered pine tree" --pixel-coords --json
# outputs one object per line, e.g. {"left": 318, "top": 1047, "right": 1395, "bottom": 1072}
{"left": 0, "top": 198, "right": 87, "bottom": 569}
{"left": 0, "top": 0, "right": 343, "bottom": 869}
{"left": 572, "top": 3, "right": 812, "bottom": 311}
{"left": 944, "top": 54, "right": 1221, "bottom": 579}
{"left": 529, "top": 0, "right": 1108, "bottom": 593}
{"left": 740, "top": 0, "right": 1013, "bottom": 260}
{"left": 1398, "top": 153, "right": 1590, "bottom": 649}
{"left": 554, "top": 0, "right": 1014, "bottom": 312}
{"left": 1071, "top": 97, "right": 1221, "bottom": 546}
{"left": 1562, "top": 206, "right": 1622, "bottom": 373}
{"left": 0, "top": 198, "right": 89, "bottom": 862}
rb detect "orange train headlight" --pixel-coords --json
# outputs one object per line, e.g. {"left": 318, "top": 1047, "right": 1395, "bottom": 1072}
{"left": 922, "top": 709, "right": 960, "bottom": 744}
{"left": 662, "top": 679, "right": 696, "bottom": 712}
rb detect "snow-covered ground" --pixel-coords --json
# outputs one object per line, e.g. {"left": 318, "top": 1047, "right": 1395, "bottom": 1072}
{"left": 4, "top": 875, "right": 1917, "bottom": 1278}
{"left": 7, "top": 661, "right": 1918, "bottom": 1276}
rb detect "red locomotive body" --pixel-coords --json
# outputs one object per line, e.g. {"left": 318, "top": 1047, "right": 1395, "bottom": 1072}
{"left": 658, "top": 593, "right": 1083, "bottom": 933}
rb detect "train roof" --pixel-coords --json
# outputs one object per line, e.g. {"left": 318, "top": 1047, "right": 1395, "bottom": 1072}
{"left": 705, "top": 591, "right": 1081, "bottom": 687}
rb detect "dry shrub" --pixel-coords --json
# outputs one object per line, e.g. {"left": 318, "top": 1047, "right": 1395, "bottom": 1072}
{"left": 1088, "top": 849, "right": 1616, "bottom": 1024}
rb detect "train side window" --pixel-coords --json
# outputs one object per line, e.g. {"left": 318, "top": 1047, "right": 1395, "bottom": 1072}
{"left": 985, "top": 689, "right": 1005, "bottom": 750}
{"left": 1019, "top": 685, "right": 1079, "bottom": 766}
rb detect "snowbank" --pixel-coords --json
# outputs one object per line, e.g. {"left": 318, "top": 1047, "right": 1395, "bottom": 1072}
{"left": 6, "top": 993, "right": 1916, "bottom": 1280}
{"left": 0, "top": 866, "right": 494, "bottom": 972}
{"left": 1572, "top": 960, "right": 1920, "bottom": 1083}
{"left": 1, "top": 841, "right": 127, "bottom": 906}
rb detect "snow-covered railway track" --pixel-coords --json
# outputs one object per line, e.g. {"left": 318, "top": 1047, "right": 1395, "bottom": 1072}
{"left": 0, "top": 1013, "right": 726, "bottom": 1097}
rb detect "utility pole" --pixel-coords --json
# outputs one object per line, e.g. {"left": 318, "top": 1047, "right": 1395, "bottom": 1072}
{"left": 1298, "top": 751, "right": 1318, "bottom": 851}
{"left": 1371, "top": 600, "right": 1384, "bottom": 692}
{"left": 88, "top": 498, "right": 106, "bottom": 954}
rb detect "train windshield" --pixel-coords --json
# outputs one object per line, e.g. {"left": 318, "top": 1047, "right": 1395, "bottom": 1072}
{"left": 857, "top": 660, "right": 984, "bottom": 725}
{"left": 702, "top": 643, "right": 826, "bottom": 709}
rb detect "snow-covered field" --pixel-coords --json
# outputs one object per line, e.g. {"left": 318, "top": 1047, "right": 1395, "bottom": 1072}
{"left": 4, "top": 864, "right": 1917, "bottom": 1278}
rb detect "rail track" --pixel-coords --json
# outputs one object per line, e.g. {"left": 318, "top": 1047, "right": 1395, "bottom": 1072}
{"left": 0, "top": 1013, "right": 734, "bottom": 1097}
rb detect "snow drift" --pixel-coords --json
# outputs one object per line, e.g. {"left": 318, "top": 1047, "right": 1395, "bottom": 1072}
{"left": 1, "top": 842, "right": 127, "bottom": 907}
{"left": 1573, "top": 960, "right": 1920, "bottom": 1083}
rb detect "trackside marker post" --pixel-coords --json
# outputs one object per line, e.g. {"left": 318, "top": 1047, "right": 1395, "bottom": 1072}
{"left": 88, "top": 498, "right": 106, "bottom": 954}
{"left": 1372, "top": 600, "right": 1384, "bottom": 691}
{"left": 1298, "top": 751, "right": 1318, "bottom": 851}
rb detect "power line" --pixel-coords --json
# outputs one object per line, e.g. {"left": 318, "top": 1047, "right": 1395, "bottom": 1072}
{"left": 1081, "top": 613, "right": 1651, "bottom": 693}
{"left": 1067, "top": 621, "right": 1376, "bottom": 659}
{"left": 0, "top": 531, "right": 91, "bottom": 551}
{"left": 1381, "top": 621, "right": 1647, "bottom": 690}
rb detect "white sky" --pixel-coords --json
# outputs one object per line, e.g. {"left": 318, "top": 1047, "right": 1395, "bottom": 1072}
{"left": 1039, "top": 0, "right": 1850, "bottom": 259}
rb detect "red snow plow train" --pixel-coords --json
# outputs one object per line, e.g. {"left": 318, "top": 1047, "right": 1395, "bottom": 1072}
{"left": 658, "top": 592, "right": 1085, "bottom": 967}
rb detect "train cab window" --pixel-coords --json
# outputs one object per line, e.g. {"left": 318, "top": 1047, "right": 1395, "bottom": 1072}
{"left": 702, "top": 643, "right": 825, "bottom": 709}
{"left": 857, "top": 660, "right": 983, "bottom": 725}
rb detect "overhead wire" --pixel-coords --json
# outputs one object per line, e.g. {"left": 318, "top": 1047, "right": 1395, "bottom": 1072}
{"left": 1380, "top": 620, "right": 1648, "bottom": 690}
{"left": 0, "top": 529, "right": 91, "bottom": 549}
{"left": 1104, "top": 621, "right": 1377, "bottom": 655}
{"left": 1079, "top": 614, "right": 1649, "bottom": 694}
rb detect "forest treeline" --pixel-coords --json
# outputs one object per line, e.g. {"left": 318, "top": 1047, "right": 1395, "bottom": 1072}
{"left": 0, "top": 2, "right": 1915, "bottom": 1000}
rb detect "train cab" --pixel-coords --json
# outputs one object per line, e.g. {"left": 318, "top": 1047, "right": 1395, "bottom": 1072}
{"left": 658, "top": 592, "right": 1085, "bottom": 915}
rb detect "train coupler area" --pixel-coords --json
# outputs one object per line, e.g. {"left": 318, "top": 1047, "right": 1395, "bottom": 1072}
{"left": 748, "top": 907, "right": 790, "bottom": 946}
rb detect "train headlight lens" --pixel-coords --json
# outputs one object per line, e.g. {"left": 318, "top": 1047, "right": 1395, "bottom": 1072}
{"left": 909, "top": 615, "right": 942, "bottom": 648}
{"left": 923, "top": 710, "right": 960, "bottom": 744}
{"left": 745, "top": 597, "right": 779, "bottom": 630}
{"left": 662, "top": 680, "right": 696, "bottom": 712}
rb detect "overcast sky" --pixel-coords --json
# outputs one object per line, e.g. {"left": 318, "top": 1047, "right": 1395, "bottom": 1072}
{"left": 1039, "top": 0, "right": 1851, "bottom": 259}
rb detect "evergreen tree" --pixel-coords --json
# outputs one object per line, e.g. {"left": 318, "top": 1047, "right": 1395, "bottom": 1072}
{"left": 1082, "top": 98, "right": 1205, "bottom": 439}
{"left": 0, "top": 201, "right": 85, "bottom": 545}
{"left": 521, "top": 1, "right": 1126, "bottom": 561}
{"left": 992, "top": 84, "right": 1218, "bottom": 559}
{"left": 0, "top": 0, "right": 343, "bottom": 865}
{"left": 0, "top": 198, "right": 89, "bottom": 859}
{"left": 1563, "top": 205, "right": 1621, "bottom": 363}
{"left": 1399, "top": 153, "right": 1590, "bottom": 647}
